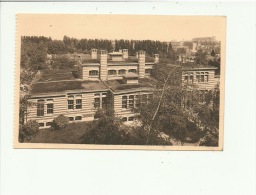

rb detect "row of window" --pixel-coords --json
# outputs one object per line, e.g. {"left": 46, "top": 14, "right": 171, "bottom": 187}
{"left": 121, "top": 116, "right": 138, "bottom": 122}
{"left": 88, "top": 69, "right": 152, "bottom": 77}
{"left": 38, "top": 116, "right": 82, "bottom": 127}
{"left": 184, "top": 72, "right": 209, "bottom": 84}
{"left": 37, "top": 95, "right": 107, "bottom": 116}
{"left": 122, "top": 94, "right": 153, "bottom": 109}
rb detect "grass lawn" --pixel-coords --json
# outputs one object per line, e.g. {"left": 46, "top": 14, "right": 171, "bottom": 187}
{"left": 29, "top": 122, "right": 92, "bottom": 144}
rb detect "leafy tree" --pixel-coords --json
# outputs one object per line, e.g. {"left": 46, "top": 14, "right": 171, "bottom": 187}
{"left": 81, "top": 109, "right": 129, "bottom": 145}
{"left": 195, "top": 49, "right": 208, "bottom": 65}
{"left": 52, "top": 115, "right": 70, "bottom": 130}
{"left": 19, "top": 95, "right": 33, "bottom": 125}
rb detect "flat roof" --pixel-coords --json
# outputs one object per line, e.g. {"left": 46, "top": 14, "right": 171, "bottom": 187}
{"left": 29, "top": 80, "right": 108, "bottom": 95}
{"left": 106, "top": 77, "right": 156, "bottom": 92}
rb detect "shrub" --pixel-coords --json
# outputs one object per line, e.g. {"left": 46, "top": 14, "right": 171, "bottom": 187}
{"left": 23, "top": 120, "right": 40, "bottom": 136}
{"left": 52, "top": 115, "right": 69, "bottom": 130}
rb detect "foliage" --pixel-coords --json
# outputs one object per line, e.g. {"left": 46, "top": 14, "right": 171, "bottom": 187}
{"left": 28, "top": 122, "right": 91, "bottom": 144}
{"left": 21, "top": 120, "right": 40, "bottom": 141}
{"left": 81, "top": 109, "right": 129, "bottom": 144}
{"left": 21, "top": 37, "right": 49, "bottom": 70}
{"left": 51, "top": 56, "right": 76, "bottom": 69}
{"left": 195, "top": 49, "right": 208, "bottom": 65}
{"left": 19, "top": 95, "right": 33, "bottom": 125}
{"left": 52, "top": 115, "right": 70, "bottom": 130}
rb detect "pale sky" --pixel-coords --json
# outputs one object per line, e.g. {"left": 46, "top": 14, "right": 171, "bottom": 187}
{"left": 18, "top": 14, "right": 226, "bottom": 42}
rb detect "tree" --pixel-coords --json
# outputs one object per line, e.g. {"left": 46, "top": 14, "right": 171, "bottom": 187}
{"left": 52, "top": 115, "right": 70, "bottom": 130}
{"left": 195, "top": 49, "right": 208, "bottom": 65}
{"left": 81, "top": 109, "right": 129, "bottom": 145}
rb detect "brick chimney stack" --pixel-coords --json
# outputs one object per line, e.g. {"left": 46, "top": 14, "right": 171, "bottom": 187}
{"left": 100, "top": 50, "right": 107, "bottom": 81}
{"left": 138, "top": 50, "right": 145, "bottom": 78}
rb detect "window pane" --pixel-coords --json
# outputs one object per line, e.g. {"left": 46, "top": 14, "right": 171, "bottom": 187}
{"left": 122, "top": 96, "right": 127, "bottom": 109}
{"left": 37, "top": 100, "right": 44, "bottom": 116}
{"left": 129, "top": 95, "right": 134, "bottom": 108}
{"left": 47, "top": 103, "right": 53, "bottom": 114}
{"left": 76, "top": 99, "right": 82, "bottom": 109}
{"left": 68, "top": 100, "right": 74, "bottom": 109}
{"left": 75, "top": 116, "right": 82, "bottom": 120}
{"left": 94, "top": 98, "right": 100, "bottom": 108}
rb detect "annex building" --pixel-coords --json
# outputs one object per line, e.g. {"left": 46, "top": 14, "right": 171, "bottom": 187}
{"left": 25, "top": 49, "right": 218, "bottom": 128}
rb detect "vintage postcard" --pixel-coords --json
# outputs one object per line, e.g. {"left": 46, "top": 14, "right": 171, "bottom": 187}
{"left": 14, "top": 14, "right": 226, "bottom": 150}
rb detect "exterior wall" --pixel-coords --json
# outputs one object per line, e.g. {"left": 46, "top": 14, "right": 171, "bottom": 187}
{"left": 182, "top": 69, "right": 216, "bottom": 90}
{"left": 82, "top": 66, "right": 100, "bottom": 80}
{"left": 100, "top": 50, "right": 108, "bottom": 81}
{"left": 138, "top": 51, "right": 145, "bottom": 78}
{"left": 113, "top": 91, "right": 152, "bottom": 120}
{"left": 110, "top": 55, "right": 123, "bottom": 61}
{"left": 26, "top": 91, "right": 108, "bottom": 128}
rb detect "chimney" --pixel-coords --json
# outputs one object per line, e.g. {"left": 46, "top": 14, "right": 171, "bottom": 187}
{"left": 91, "top": 49, "right": 97, "bottom": 59}
{"left": 136, "top": 52, "right": 139, "bottom": 58}
{"left": 100, "top": 50, "right": 107, "bottom": 81}
{"left": 154, "top": 54, "right": 159, "bottom": 64}
{"left": 138, "top": 50, "right": 145, "bottom": 78}
{"left": 119, "top": 49, "right": 122, "bottom": 53}
{"left": 122, "top": 49, "right": 128, "bottom": 59}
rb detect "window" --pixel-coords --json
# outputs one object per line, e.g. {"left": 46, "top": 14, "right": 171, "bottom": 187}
{"left": 145, "top": 69, "right": 152, "bottom": 74}
{"left": 46, "top": 122, "right": 53, "bottom": 126}
{"left": 142, "top": 94, "right": 147, "bottom": 105}
{"left": 128, "top": 69, "right": 137, "bottom": 73}
{"left": 89, "top": 70, "right": 99, "bottom": 76}
{"left": 148, "top": 94, "right": 153, "bottom": 101}
{"left": 118, "top": 69, "right": 126, "bottom": 75}
{"left": 47, "top": 103, "right": 53, "bottom": 114}
{"left": 196, "top": 72, "right": 209, "bottom": 83}
{"left": 37, "top": 100, "right": 44, "bottom": 116}
{"left": 189, "top": 75, "right": 194, "bottom": 84}
{"left": 68, "top": 117, "right": 74, "bottom": 121}
{"left": 76, "top": 99, "right": 82, "bottom": 109}
{"left": 128, "top": 117, "right": 134, "bottom": 121}
{"left": 102, "top": 97, "right": 107, "bottom": 110}
{"left": 68, "top": 100, "right": 74, "bottom": 109}
{"left": 184, "top": 75, "right": 189, "bottom": 83}
{"left": 94, "top": 97, "right": 100, "bottom": 108}
{"left": 75, "top": 116, "right": 82, "bottom": 121}
{"left": 122, "top": 117, "right": 127, "bottom": 122}
{"left": 129, "top": 95, "right": 134, "bottom": 108}
{"left": 135, "top": 95, "right": 140, "bottom": 107}
{"left": 108, "top": 70, "right": 117, "bottom": 75}
{"left": 39, "top": 123, "right": 44, "bottom": 127}
{"left": 122, "top": 96, "right": 127, "bottom": 109}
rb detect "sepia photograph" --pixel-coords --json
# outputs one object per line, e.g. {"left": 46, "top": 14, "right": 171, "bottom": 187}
{"left": 15, "top": 14, "right": 226, "bottom": 150}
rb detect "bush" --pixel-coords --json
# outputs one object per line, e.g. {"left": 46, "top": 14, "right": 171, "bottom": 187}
{"left": 23, "top": 120, "right": 39, "bottom": 136}
{"left": 52, "top": 115, "right": 69, "bottom": 130}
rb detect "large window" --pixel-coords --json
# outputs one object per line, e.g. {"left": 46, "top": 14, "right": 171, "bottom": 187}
{"left": 118, "top": 69, "right": 126, "bottom": 75}
{"left": 196, "top": 72, "right": 209, "bottom": 83}
{"left": 108, "top": 70, "right": 117, "bottom": 75}
{"left": 47, "top": 103, "right": 53, "bottom": 114}
{"left": 76, "top": 99, "right": 82, "bottom": 109}
{"left": 145, "top": 69, "right": 152, "bottom": 74}
{"left": 37, "top": 100, "right": 44, "bottom": 116}
{"left": 128, "top": 69, "right": 137, "bottom": 74}
{"left": 68, "top": 100, "right": 74, "bottom": 110}
{"left": 122, "top": 96, "right": 127, "bottom": 109}
{"left": 129, "top": 95, "right": 134, "bottom": 108}
{"left": 89, "top": 70, "right": 99, "bottom": 76}
{"left": 94, "top": 97, "right": 100, "bottom": 109}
